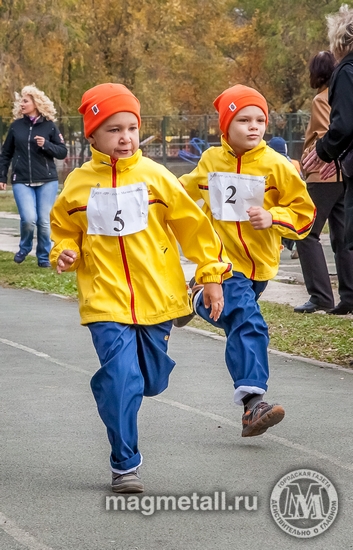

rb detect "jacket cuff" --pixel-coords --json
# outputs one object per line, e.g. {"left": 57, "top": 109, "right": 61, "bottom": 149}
{"left": 316, "top": 139, "right": 332, "bottom": 163}
{"left": 199, "top": 276, "right": 223, "bottom": 284}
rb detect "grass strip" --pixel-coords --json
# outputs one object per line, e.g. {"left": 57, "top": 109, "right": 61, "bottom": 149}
{"left": 190, "top": 301, "right": 353, "bottom": 368}
{"left": 0, "top": 251, "right": 77, "bottom": 297}
{"left": 0, "top": 250, "right": 351, "bottom": 368}
{"left": 0, "top": 191, "right": 19, "bottom": 213}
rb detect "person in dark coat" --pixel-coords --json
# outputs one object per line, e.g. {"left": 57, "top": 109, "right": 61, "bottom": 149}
{"left": 295, "top": 51, "right": 353, "bottom": 315}
{"left": 303, "top": 5, "right": 353, "bottom": 314}
{"left": 0, "top": 85, "right": 67, "bottom": 267}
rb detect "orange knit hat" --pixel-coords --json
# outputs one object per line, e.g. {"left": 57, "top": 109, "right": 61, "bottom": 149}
{"left": 213, "top": 84, "right": 268, "bottom": 137}
{"left": 78, "top": 83, "right": 141, "bottom": 138}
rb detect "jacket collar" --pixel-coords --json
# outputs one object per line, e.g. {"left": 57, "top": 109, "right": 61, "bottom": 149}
{"left": 337, "top": 51, "right": 353, "bottom": 67}
{"left": 22, "top": 115, "right": 44, "bottom": 125}
{"left": 221, "top": 135, "right": 267, "bottom": 165}
{"left": 90, "top": 146, "right": 142, "bottom": 172}
{"left": 329, "top": 51, "right": 353, "bottom": 103}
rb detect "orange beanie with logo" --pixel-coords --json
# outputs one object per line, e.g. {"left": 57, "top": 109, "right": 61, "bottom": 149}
{"left": 213, "top": 85, "right": 268, "bottom": 137}
{"left": 78, "top": 83, "right": 141, "bottom": 138}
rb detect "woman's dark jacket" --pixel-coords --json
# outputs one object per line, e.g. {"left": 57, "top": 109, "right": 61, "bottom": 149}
{"left": 0, "top": 115, "right": 67, "bottom": 184}
{"left": 316, "top": 51, "right": 353, "bottom": 162}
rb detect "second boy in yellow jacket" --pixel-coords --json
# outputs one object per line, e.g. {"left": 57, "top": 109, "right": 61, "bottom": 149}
{"left": 181, "top": 135, "right": 314, "bottom": 282}
{"left": 180, "top": 84, "right": 316, "bottom": 439}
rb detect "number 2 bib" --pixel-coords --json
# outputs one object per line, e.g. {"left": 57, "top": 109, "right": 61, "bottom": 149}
{"left": 208, "top": 172, "right": 265, "bottom": 222}
{"left": 87, "top": 182, "right": 148, "bottom": 236}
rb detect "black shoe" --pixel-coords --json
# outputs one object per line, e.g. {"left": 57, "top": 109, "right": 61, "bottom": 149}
{"left": 14, "top": 251, "right": 27, "bottom": 264}
{"left": 327, "top": 302, "right": 353, "bottom": 315}
{"left": 293, "top": 300, "right": 331, "bottom": 313}
{"left": 173, "top": 277, "right": 203, "bottom": 328}
{"left": 38, "top": 261, "right": 52, "bottom": 268}
{"left": 173, "top": 312, "right": 196, "bottom": 328}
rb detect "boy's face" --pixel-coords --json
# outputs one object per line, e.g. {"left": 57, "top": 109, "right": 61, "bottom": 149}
{"left": 88, "top": 112, "right": 139, "bottom": 160}
{"left": 227, "top": 105, "right": 266, "bottom": 156}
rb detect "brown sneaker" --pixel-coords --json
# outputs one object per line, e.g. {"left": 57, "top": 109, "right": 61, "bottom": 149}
{"left": 173, "top": 277, "right": 204, "bottom": 328}
{"left": 111, "top": 468, "right": 144, "bottom": 493}
{"left": 242, "top": 401, "right": 285, "bottom": 437}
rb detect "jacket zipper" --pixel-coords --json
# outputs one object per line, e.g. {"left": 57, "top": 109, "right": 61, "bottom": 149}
{"left": 235, "top": 155, "right": 256, "bottom": 280}
{"left": 112, "top": 162, "right": 138, "bottom": 324}
{"left": 28, "top": 125, "right": 33, "bottom": 183}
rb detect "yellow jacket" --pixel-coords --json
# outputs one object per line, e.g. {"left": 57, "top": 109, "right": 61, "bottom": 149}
{"left": 180, "top": 138, "right": 316, "bottom": 281}
{"left": 50, "top": 147, "right": 232, "bottom": 325}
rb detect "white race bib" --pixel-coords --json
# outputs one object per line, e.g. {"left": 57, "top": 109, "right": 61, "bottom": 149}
{"left": 208, "top": 172, "right": 265, "bottom": 221}
{"left": 87, "top": 183, "right": 148, "bottom": 236}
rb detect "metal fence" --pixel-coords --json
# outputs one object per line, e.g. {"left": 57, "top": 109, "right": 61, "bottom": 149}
{"left": 0, "top": 112, "right": 310, "bottom": 182}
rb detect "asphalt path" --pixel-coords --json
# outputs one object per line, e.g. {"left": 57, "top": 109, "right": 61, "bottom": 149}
{"left": 1, "top": 286, "right": 353, "bottom": 549}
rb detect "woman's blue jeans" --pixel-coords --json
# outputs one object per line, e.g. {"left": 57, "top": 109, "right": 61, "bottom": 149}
{"left": 12, "top": 181, "right": 58, "bottom": 263}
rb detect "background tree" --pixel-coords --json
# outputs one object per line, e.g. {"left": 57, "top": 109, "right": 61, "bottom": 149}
{"left": 0, "top": 0, "right": 347, "bottom": 117}
{"left": 229, "top": 0, "right": 344, "bottom": 111}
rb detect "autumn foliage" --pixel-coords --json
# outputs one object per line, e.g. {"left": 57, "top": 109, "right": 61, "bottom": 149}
{"left": 0, "top": 0, "right": 345, "bottom": 117}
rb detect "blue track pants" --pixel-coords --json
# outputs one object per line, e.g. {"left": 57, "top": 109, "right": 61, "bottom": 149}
{"left": 88, "top": 321, "right": 175, "bottom": 472}
{"left": 194, "top": 272, "right": 269, "bottom": 405}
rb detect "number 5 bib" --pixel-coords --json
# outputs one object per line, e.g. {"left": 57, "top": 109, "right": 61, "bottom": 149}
{"left": 208, "top": 172, "right": 265, "bottom": 221}
{"left": 87, "top": 183, "right": 148, "bottom": 236}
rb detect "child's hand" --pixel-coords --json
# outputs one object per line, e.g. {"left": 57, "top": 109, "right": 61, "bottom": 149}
{"left": 247, "top": 206, "right": 273, "bottom": 229}
{"left": 57, "top": 250, "right": 77, "bottom": 273}
{"left": 203, "top": 283, "right": 224, "bottom": 322}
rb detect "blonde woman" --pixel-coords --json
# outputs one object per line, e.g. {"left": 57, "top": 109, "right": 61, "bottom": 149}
{"left": 0, "top": 85, "right": 67, "bottom": 267}
{"left": 303, "top": 5, "right": 353, "bottom": 304}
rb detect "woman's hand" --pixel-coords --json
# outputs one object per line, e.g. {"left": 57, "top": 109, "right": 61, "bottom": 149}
{"left": 0, "top": 183, "right": 6, "bottom": 191}
{"left": 320, "top": 161, "right": 337, "bottom": 180}
{"left": 34, "top": 135, "right": 45, "bottom": 147}
{"left": 302, "top": 148, "right": 325, "bottom": 172}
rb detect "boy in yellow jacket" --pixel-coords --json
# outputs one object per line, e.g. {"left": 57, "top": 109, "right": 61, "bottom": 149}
{"left": 179, "top": 85, "right": 316, "bottom": 438}
{"left": 50, "top": 83, "right": 232, "bottom": 493}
